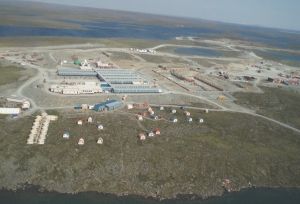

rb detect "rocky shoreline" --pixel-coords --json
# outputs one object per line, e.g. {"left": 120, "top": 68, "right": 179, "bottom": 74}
{"left": 0, "top": 184, "right": 298, "bottom": 202}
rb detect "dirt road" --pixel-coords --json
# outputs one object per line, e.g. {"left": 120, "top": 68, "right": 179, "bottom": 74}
{"left": 1, "top": 41, "right": 299, "bottom": 134}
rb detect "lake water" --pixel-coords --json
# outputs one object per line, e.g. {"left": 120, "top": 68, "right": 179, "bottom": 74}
{"left": 0, "top": 21, "right": 221, "bottom": 40}
{"left": 173, "top": 47, "right": 223, "bottom": 57}
{"left": 257, "top": 51, "right": 300, "bottom": 62}
{"left": 0, "top": 20, "right": 300, "bottom": 51}
{"left": 0, "top": 188, "right": 300, "bottom": 204}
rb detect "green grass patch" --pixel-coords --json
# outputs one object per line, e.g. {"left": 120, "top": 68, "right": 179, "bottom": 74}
{"left": 233, "top": 86, "right": 300, "bottom": 129}
{"left": 0, "top": 62, "right": 25, "bottom": 86}
{"left": 1, "top": 107, "right": 300, "bottom": 197}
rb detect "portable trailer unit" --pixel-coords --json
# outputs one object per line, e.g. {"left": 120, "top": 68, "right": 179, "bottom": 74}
{"left": 0, "top": 108, "right": 21, "bottom": 114}
{"left": 74, "top": 104, "right": 82, "bottom": 109}
{"left": 151, "top": 115, "right": 158, "bottom": 120}
{"left": 197, "top": 118, "right": 204, "bottom": 123}
{"left": 171, "top": 117, "right": 178, "bottom": 122}
{"left": 63, "top": 132, "right": 70, "bottom": 138}
{"left": 186, "top": 117, "right": 193, "bottom": 122}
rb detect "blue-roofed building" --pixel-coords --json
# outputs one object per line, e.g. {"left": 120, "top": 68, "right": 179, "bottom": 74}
{"left": 105, "top": 101, "right": 122, "bottom": 111}
{"left": 74, "top": 104, "right": 82, "bottom": 109}
{"left": 97, "top": 124, "right": 104, "bottom": 130}
{"left": 63, "top": 132, "right": 70, "bottom": 138}
{"left": 171, "top": 117, "right": 178, "bottom": 122}
{"left": 170, "top": 108, "right": 176, "bottom": 113}
{"left": 181, "top": 106, "right": 185, "bottom": 110}
{"left": 151, "top": 115, "right": 158, "bottom": 120}
{"left": 147, "top": 131, "right": 154, "bottom": 137}
{"left": 57, "top": 69, "right": 97, "bottom": 76}
{"left": 197, "top": 118, "right": 204, "bottom": 123}
{"left": 12, "top": 114, "right": 19, "bottom": 118}
{"left": 186, "top": 117, "right": 193, "bottom": 122}
{"left": 94, "top": 100, "right": 116, "bottom": 111}
{"left": 93, "top": 100, "right": 122, "bottom": 112}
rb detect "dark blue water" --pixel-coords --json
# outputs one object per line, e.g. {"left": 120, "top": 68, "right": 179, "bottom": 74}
{"left": 237, "top": 31, "right": 300, "bottom": 50}
{"left": 0, "top": 19, "right": 300, "bottom": 50}
{"left": 0, "top": 21, "right": 221, "bottom": 40}
{"left": 215, "top": 23, "right": 300, "bottom": 50}
{"left": 173, "top": 47, "right": 223, "bottom": 57}
{"left": 257, "top": 51, "right": 300, "bottom": 62}
{"left": 1, "top": 188, "right": 300, "bottom": 204}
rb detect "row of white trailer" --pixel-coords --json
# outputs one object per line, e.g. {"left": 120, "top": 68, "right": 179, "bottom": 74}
{"left": 129, "top": 48, "right": 156, "bottom": 53}
{"left": 0, "top": 108, "right": 21, "bottom": 114}
{"left": 50, "top": 84, "right": 102, "bottom": 95}
{"left": 27, "top": 113, "right": 58, "bottom": 144}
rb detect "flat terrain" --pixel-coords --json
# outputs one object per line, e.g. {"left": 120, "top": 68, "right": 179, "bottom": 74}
{"left": 0, "top": 62, "right": 25, "bottom": 86}
{"left": 0, "top": 108, "right": 299, "bottom": 199}
{"left": 233, "top": 86, "right": 300, "bottom": 129}
{"left": 0, "top": 62, "right": 36, "bottom": 95}
{"left": 0, "top": 3, "right": 300, "bottom": 200}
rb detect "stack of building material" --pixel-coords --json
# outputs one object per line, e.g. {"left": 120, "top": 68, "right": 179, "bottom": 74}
{"left": 27, "top": 114, "right": 57, "bottom": 145}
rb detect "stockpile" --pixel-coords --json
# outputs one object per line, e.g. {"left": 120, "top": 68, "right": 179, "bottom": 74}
{"left": 194, "top": 76, "right": 225, "bottom": 91}
{"left": 27, "top": 113, "right": 58, "bottom": 145}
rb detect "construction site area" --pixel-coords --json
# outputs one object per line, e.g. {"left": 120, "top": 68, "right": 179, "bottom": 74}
{"left": 2, "top": 38, "right": 300, "bottom": 98}
{"left": 0, "top": 36, "right": 300, "bottom": 118}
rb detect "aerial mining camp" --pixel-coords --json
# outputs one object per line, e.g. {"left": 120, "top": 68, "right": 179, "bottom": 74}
{"left": 0, "top": 38, "right": 299, "bottom": 148}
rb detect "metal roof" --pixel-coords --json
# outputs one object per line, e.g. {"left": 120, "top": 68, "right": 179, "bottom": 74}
{"left": 57, "top": 68, "right": 162, "bottom": 93}
{"left": 94, "top": 100, "right": 117, "bottom": 108}
{"left": 105, "top": 101, "right": 122, "bottom": 107}
{"left": 57, "top": 69, "right": 97, "bottom": 76}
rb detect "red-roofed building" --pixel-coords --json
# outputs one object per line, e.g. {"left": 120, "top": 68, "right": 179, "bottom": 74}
{"left": 154, "top": 128, "right": 160, "bottom": 135}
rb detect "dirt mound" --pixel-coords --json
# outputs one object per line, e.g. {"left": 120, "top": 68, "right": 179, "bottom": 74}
{"left": 226, "top": 62, "right": 246, "bottom": 70}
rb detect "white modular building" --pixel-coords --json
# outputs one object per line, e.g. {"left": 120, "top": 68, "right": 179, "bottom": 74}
{"left": 85, "top": 82, "right": 97, "bottom": 86}
{"left": 0, "top": 108, "right": 21, "bottom": 114}
{"left": 50, "top": 84, "right": 102, "bottom": 95}
{"left": 77, "top": 85, "right": 102, "bottom": 94}
{"left": 80, "top": 66, "right": 92, "bottom": 70}
{"left": 147, "top": 49, "right": 156, "bottom": 53}
{"left": 62, "top": 88, "right": 79, "bottom": 95}
{"left": 22, "top": 101, "right": 31, "bottom": 109}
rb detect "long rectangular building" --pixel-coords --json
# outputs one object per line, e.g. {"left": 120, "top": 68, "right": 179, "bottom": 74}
{"left": 57, "top": 69, "right": 97, "bottom": 76}
{"left": 0, "top": 108, "right": 21, "bottom": 114}
{"left": 93, "top": 100, "right": 122, "bottom": 111}
{"left": 57, "top": 68, "right": 162, "bottom": 93}
{"left": 50, "top": 84, "right": 102, "bottom": 94}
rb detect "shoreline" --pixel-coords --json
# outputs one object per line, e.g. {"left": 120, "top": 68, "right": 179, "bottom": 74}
{"left": 1, "top": 184, "right": 299, "bottom": 202}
